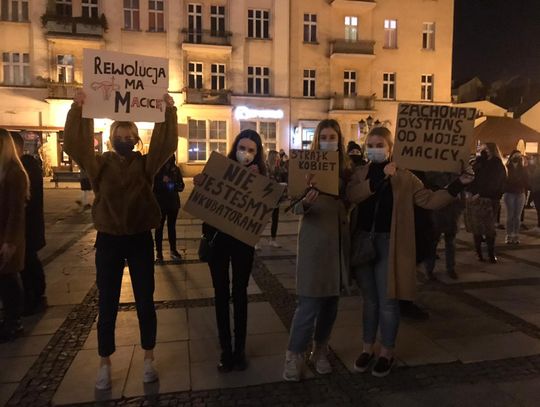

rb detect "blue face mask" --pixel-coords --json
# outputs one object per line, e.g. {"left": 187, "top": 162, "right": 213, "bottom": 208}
{"left": 366, "top": 147, "right": 388, "bottom": 163}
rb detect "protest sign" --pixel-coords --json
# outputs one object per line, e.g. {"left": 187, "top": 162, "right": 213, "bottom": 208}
{"left": 288, "top": 149, "right": 339, "bottom": 197}
{"left": 82, "top": 49, "right": 168, "bottom": 122}
{"left": 184, "top": 152, "right": 286, "bottom": 247}
{"left": 393, "top": 103, "right": 477, "bottom": 173}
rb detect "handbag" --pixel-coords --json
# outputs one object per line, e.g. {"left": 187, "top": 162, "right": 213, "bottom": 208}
{"left": 198, "top": 231, "right": 218, "bottom": 262}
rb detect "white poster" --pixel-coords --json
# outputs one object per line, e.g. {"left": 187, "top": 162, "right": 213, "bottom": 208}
{"left": 82, "top": 49, "right": 168, "bottom": 122}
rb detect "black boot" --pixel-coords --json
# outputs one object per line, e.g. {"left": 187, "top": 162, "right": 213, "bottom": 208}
{"left": 217, "top": 349, "right": 234, "bottom": 373}
{"left": 486, "top": 236, "right": 497, "bottom": 263}
{"left": 473, "top": 234, "right": 485, "bottom": 262}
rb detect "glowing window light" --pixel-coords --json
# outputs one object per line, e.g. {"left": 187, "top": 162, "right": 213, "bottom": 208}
{"left": 234, "top": 106, "right": 284, "bottom": 121}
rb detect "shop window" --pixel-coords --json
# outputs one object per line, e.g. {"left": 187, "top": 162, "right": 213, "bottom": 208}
{"left": 188, "top": 119, "right": 227, "bottom": 162}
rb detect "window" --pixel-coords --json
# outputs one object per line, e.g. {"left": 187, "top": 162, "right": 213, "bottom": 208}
{"left": 421, "top": 74, "right": 433, "bottom": 101}
{"left": 210, "top": 5, "right": 225, "bottom": 35}
{"left": 422, "top": 22, "right": 435, "bottom": 50}
{"left": 345, "top": 16, "right": 358, "bottom": 41}
{"left": 303, "top": 69, "right": 315, "bottom": 98}
{"left": 56, "top": 0, "right": 72, "bottom": 17}
{"left": 303, "top": 14, "right": 317, "bottom": 43}
{"left": 188, "top": 62, "right": 203, "bottom": 89}
{"left": 57, "top": 55, "right": 74, "bottom": 83}
{"left": 82, "top": 0, "right": 98, "bottom": 19}
{"left": 2, "top": 52, "right": 30, "bottom": 85}
{"left": 383, "top": 72, "right": 396, "bottom": 100}
{"left": 1, "top": 0, "right": 29, "bottom": 21}
{"left": 211, "top": 63, "right": 226, "bottom": 90}
{"left": 124, "top": 0, "right": 140, "bottom": 30}
{"left": 247, "top": 66, "right": 270, "bottom": 95}
{"left": 344, "top": 70, "right": 356, "bottom": 96}
{"left": 384, "top": 19, "right": 397, "bottom": 48}
{"left": 248, "top": 9, "right": 269, "bottom": 39}
{"left": 188, "top": 119, "right": 227, "bottom": 162}
{"left": 187, "top": 3, "right": 202, "bottom": 42}
{"left": 149, "top": 0, "right": 164, "bottom": 32}
{"left": 240, "top": 121, "right": 276, "bottom": 152}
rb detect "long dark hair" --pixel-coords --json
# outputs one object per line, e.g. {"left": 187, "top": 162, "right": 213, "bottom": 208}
{"left": 227, "top": 129, "right": 267, "bottom": 176}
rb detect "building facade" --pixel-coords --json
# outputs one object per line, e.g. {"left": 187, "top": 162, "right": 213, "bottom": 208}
{"left": 0, "top": 0, "right": 454, "bottom": 175}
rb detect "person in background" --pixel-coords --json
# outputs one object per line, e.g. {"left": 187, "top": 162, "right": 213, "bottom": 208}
{"left": 153, "top": 155, "right": 184, "bottom": 263}
{"left": 266, "top": 150, "right": 286, "bottom": 248}
{"left": 76, "top": 168, "right": 92, "bottom": 210}
{"left": 283, "top": 119, "right": 352, "bottom": 382}
{"left": 503, "top": 150, "right": 528, "bottom": 244}
{"left": 11, "top": 132, "right": 47, "bottom": 315}
{"left": 64, "top": 92, "right": 178, "bottom": 390}
{"left": 467, "top": 143, "right": 506, "bottom": 262}
{"left": 528, "top": 156, "right": 540, "bottom": 232}
{"left": 347, "top": 141, "right": 367, "bottom": 168}
{"left": 0, "top": 129, "right": 29, "bottom": 342}
{"left": 347, "top": 126, "right": 473, "bottom": 377}
{"left": 194, "top": 129, "right": 267, "bottom": 373}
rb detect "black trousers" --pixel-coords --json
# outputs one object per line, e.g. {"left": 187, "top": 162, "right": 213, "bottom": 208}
{"left": 0, "top": 272, "right": 23, "bottom": 324}
{"left": 533, "top": 191, "right": 540, "bottom": 227}
{"left": 95, "top": 231, "right": 156, "bottom": 357}
{"left": 271, "top": 207, "right": 279, "bottom": 238}
{"left": 20, "top": 249, "right": 46, "bottom": 307}
{"left": 208, "top": 234, "right": 254, "bottom": 354}
{"left": 154, "top": 203, "right": 179, "bottom": 253}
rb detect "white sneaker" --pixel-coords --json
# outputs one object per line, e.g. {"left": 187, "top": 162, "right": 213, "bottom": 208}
{"left": 269, "top": 239, "right": 281, "bottom": 248}
{"left": 309, "top": 345, "right": 332, "bottom": 375}
{"left": 283, "top": 351, "right": 302, "bottom": 382}
{"left": 143, "top": 359, "right": 159, "bottom": 383}
{"left": 95, "top": 364, "right": 112, "bottom": 390}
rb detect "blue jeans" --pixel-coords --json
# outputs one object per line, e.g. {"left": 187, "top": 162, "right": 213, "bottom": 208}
{"left": 288, "top": 296, "right": 339, "bottom": 353}
{"left": 504, "top": 192, "right": 526, "bottom": 236}
{"left": 353, "top": 233, "right": 400, "bottom": 349}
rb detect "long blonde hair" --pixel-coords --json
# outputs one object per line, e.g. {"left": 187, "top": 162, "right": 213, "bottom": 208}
{"left": 0, "top": 128, "right": 30, "bottom": 198}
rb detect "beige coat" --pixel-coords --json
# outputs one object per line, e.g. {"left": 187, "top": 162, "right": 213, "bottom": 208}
{"left": 0, "top": 162, "right": 27, "bottom": 275}
{"left": 346, "top": 165, "right": 455, "bottom": 300}
{"left": 294, "top": 194, "right": 351, "bottom": 297}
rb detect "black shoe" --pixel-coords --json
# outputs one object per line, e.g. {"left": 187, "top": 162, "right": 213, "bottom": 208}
{"left": 0, "top": 321, "right": 24, "bottom": 343}
{"left": 170, "top": 250, "right": 182, "bottom": 262}
{"left": 233, "top": 351, "right": 248, "bottom": 371}
{"left": 446, "top": 269, "right": 458, "bottom": 280}
{"left": 353, "top": 352, "right": 374, "bottom": 373}
{"left": 155, "top": 252, "right": 164, "bottom": 265}
{"left": 372, "top": 357, "right": 394, "bottom": 378}
{"left": 399, "top": 301, "right": 429, "bottom": 320}
{"left": 489, "top": 256, "right": 498, "bottom": 264}
{"left": 217, "top": 351, "right": 234, "bottom": 373}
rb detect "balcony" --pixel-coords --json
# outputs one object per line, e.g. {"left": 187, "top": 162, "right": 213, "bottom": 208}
{"left": 330, "top": 39, "right": 375, "bottom": 57}
{"left": 41, "top": 14, "right": 107, "bottom": 39}
{"left": 181, "top": 29, "right": 233, "bottom": 54}
{"left": 330, "top": 0, "right": 376, "bottom": 13}
{"left": 329, "top": 94, "right": 375, "bottom": 111}
{"left": 47, "top": 82, "right": 80, "bottom": 99}
{"left": 183, "top": 88, "right": 231, "bottom": 105}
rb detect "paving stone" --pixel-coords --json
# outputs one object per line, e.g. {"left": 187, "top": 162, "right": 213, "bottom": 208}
{"left": 21, "top": 306, "right": 73, "bottom": 337}
{"left": 0, "top": 384, "right": 18, "bottom": 407}
{"left": 0, "top": 335, "right": 52, "bottom": 358}
{"left": 404, "top": 316, "right": 515, "bottom": 340}
{"left": 496, "top": 377, "right": 540, "bottom": 407}
{"left": 0, "top": 356, "right": 37, "bottom": 383}
{"left": 395, "top": 325, "right": 458, "bottom": 367}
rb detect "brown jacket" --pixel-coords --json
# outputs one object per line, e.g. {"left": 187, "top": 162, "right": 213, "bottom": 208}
{"left": 0, "top": 162, "right": 27, "bottom": 275}
{"left": 63, "top": 104, "right": 178, "bottom": 236}
{"left": 346, "top": 164, "right": 455, "bottom": 300}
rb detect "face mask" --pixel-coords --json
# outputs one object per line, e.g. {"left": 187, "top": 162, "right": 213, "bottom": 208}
{"left": 319, "top": 141, "right": 338, "bottom": 151}
{"left": 113, "top": 140, "right": 134, "bottom": 156}
{"left": 366, "top": 147, "right": 388, "bottom": 163}
{"left": 236, "top": 150, "right": 255, "bottom": 166}
{"left": 480, "top": 150, "right": 489, "bottom": 159}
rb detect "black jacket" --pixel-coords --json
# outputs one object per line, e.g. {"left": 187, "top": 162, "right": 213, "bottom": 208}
{"left": 469, "top": 156, "right": 507, "bottom": 200}
{"left": 153, "top": 159, "right": 184, "bottom": 209}
{"left": 21, "top": 155, "right": 46, "bottom": 251}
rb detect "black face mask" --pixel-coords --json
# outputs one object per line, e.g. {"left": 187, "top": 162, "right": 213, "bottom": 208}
{"left": 480, "top": 150, "right": 489, "bottom": 160}
{"left": 113, "top": 140, "right": 134, "bottom": 156}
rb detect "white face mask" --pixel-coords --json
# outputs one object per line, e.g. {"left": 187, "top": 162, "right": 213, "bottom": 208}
{"left": 236, "top": 150, "right": 255, "bottom": 166}
{"left": 319, "top": 141, "right": 339, "bottom": 151}
{"left": 366, "top": 147, "right": 388, "bottom": 163}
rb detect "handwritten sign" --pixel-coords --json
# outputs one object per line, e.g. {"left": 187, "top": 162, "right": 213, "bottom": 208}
{"left": 288, "top": 149, "right": 339, "bottom": 197}
{"left": 184, "top": 152, "right": 286, "bottom": 247}
{"left": 393, "top": 103, "right": 476, "bottom": 173}
{"left": 82, "top": 49, "right": 168, "bottom": 122}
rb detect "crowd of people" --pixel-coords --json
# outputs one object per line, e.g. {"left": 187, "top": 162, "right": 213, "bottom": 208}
{"left": 1, "top": 91, "right": 538, "bottom": 390}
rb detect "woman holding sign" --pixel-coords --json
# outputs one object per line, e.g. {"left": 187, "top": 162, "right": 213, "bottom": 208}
{"left": 346, "top": 126, "right": 473, "bottom": 377}
{"left": 194, "top": 129, "right": 267, "bottom": 373}
{"left": 283, "top": 119, "right": 352, "bottom": 382}
{"left": 64, "top": 91, "right": 178, "bottom": 390}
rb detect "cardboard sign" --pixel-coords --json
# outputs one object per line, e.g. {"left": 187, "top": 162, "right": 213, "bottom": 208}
{"left": 393, "top": 103, "right": 477, "bottom": 173}
{"left": 184, "top": 152, "right": 286, "bottom": 247}
{"left": 288, "top": 149, "right": 339, "bottom": 197}
{"left": 83, "top": 49, "right": 168, "bottom": 122}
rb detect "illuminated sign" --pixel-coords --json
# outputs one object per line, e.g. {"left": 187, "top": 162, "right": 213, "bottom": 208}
{"left": 234, "top": 106, "right": 284, "bottom": 120}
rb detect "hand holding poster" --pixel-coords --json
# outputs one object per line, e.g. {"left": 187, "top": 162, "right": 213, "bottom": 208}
{"left": 82, "top": 49, "right": 168, "bottom": 122}
{"left": 184, "top": 152, "right": 286, "bottom": 247}
{"left": 288, "top": 149, "right": 339, "bottom": 197}
{"left": 393, "top": 104, "right": 477, "bottom": 173}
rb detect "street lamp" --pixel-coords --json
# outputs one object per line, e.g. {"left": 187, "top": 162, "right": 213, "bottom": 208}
{"left": 357, "top": 116, "right": 389, "bottom": 143}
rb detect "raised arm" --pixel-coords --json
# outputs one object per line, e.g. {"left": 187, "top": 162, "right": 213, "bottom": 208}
{"left": 146, "top": 94, "right": 179, "bottom": 178}
{"left": 346, "top": 165, "right": 374, "bottom": 203}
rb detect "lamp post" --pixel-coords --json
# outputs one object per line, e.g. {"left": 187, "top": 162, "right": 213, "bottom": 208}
{"left": 357, "top": 116, "right": 390, "bottom": 143}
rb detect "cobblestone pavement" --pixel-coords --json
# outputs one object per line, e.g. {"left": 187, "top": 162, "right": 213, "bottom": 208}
{"left": 2, "top": 185, "right": 540, "bottom": 406}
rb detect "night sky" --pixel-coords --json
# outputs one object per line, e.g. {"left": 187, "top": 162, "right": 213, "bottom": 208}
{"left": 453, "top": 0, "right": 540, "bottom": 85}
